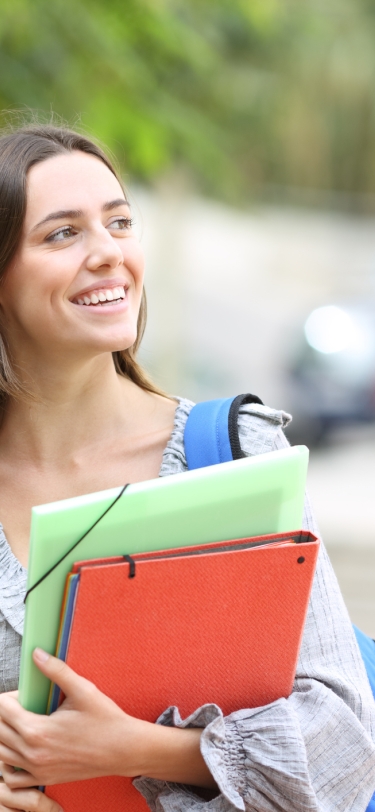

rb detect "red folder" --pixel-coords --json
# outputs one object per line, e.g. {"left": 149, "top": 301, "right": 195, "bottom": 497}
{"left": 46, "top": 530, "right": 319, "bottom": 811}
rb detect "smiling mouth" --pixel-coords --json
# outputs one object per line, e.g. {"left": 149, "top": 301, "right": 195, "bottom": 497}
{"left": 71, "top": 285, "right": 127, "bottom": 307}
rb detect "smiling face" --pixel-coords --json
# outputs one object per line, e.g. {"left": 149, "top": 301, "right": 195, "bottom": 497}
{"left": 0, "top": 151, "right": 145, "bottom": 370}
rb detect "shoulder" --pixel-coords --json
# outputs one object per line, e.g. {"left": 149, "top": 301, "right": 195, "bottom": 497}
{"left": 159, "top": 397, "right": 194, "bottom": 476}
{"left": 0, "top": 523, "right": 27, "bottom": 637}
{"left": 159, "top": 396, "right": 292, "bottom": 477}
{"left": 236, "top": 401, "right": 291, "bottom": 456}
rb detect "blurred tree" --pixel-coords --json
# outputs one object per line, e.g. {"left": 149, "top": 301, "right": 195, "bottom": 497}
{"left": 1, "top": 0, "right": 375, "bottom": 207}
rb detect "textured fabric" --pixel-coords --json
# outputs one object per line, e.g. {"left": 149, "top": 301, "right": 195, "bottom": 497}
{"left": 1, "top": 398, "right": 375, "bottom": 811}
{"left": 0, "top": 523, "right": 27, "bottom": 692}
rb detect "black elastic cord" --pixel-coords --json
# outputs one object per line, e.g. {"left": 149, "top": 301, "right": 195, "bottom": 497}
{"left": 123, "top": 554, "right": 136, "bottom": 578}
{"left": 24, "top": 484, "right": 129, "bottom": 603}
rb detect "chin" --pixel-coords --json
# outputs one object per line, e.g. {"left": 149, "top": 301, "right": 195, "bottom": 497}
{"left": 83, "top": 327, "right": 138, "bottom": 354}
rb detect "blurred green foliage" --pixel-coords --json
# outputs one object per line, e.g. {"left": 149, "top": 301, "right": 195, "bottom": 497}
{"left": 1, "top": 0, "right": 375, "bottom": 206}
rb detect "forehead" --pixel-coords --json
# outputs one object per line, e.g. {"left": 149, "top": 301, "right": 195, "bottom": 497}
{"left": 25, "top": 152, "right": 124, "bottom": 227}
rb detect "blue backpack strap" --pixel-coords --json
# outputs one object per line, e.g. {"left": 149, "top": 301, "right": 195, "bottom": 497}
{"left": 358, "top": 628, "right": 375, "bottom": 812}
{"left": 353, "top": 626, "right": 375, "bottom": 700}
{"left": 184, "top": 393, "right": 263, "bottom": 470}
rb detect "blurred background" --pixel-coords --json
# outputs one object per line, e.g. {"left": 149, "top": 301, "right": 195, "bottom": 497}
{"left": 1, "top": 0, "right": 374, "bottom": 633}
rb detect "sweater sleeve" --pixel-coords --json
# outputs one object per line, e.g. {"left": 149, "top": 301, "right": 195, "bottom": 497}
{"left": 134, "top": 404, "right": 375, "bottom": 812}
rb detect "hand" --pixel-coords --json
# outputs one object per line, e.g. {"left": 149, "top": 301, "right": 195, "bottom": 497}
{"left": 0, "top": 778, "right": 62, "bottom": 812}
{"left": 0, "top": 648, "right": 146, "bottom": 787}
{"left": 0, "top": 649, "right": 215, "bottom": 791}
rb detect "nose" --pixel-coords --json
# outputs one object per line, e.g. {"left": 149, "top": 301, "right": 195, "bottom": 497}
{"left": 85, "top": 224, "right": 123, "bottom": 272}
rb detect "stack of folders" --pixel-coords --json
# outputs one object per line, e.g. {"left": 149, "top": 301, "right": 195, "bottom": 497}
{"left": 45, "top": 528, "right": 319, "bottom": 812}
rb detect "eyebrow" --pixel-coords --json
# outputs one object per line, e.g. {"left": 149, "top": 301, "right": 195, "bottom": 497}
{"left": 30, "top": 198, "right": 130, "bottom": 233}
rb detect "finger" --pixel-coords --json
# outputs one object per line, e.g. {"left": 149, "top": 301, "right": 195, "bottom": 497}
{"left": 0, "top": 693, "right": 20, "bottom": 714}
{"left": 0, "top": 693, "right": 18, "bottom": 704}
{"left": 0, "top": 784, "right": 63, "bottom": 812}
{"left": 1, "top": 764, "right": 36, "bottom": 790}
{"left": 0, "top": 740, "right": 25, "bottom": 770}
{"left": 0, "top": 699, "right": 25, "bottom": 736}
{"left": 0, "top": 720, "right": 23, "bottom": 754}
{"left": 32, "top": 649, "right": 90, "bottom": 702}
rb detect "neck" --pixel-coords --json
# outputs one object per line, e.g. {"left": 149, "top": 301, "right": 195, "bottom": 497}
{"left": 0, "top": 353, "right": 142, "bottom": 466}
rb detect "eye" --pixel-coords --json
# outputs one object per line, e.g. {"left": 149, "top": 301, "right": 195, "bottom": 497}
{"left": 45, "top": 226, "right": 77, "bottom": 243}
{"left": 109, "top": 217, "right": 134, "bottom": 231}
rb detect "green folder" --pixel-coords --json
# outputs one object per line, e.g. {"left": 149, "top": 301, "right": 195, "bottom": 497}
{"left": 19, "top": 445, "right": 309, "bottom": 714}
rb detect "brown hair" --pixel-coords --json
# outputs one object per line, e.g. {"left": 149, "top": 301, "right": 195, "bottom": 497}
{"left": 0, "top": 121, "right": 165, "bottom": 403}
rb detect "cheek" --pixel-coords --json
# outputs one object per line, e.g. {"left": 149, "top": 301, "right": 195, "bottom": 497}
{"left": 0, "top": 268, "right": 30, "bottom": 322}
{"left": 0, "top": 257, "right": 60, "bottom": 331}
{"left": 3, "top": 253, "right": 48, "bottom": 300}
{"left": 124, "top": 241, "right": 145, "bottom": 287}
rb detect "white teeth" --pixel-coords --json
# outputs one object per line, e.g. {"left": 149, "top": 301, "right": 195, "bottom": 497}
{"left": 75, "top": 286, "right": 126, "bottom": 305}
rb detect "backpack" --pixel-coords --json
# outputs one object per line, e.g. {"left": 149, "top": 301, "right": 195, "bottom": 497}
{"left": 184, "top": 393, "right": 375, "bottom": 812}
{"left": 184, "top": 394, "right": 375, "bottom": 702}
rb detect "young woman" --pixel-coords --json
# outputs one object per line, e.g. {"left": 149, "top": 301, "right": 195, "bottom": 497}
{"left": 0, "top": 124, "right": 373, "bottom": 812}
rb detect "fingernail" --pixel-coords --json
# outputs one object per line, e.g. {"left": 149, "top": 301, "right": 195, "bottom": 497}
{"left": 33, "top": 648, "right": 49, "bottom": 663}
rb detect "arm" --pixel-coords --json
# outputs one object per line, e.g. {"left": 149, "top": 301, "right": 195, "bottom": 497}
{"left": 134, "top": 405, "right": 375, "bottom": 811}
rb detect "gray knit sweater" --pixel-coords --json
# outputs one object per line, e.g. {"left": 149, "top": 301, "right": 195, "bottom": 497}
{"left": 1, "top": 399, "right": 374, "bottom": 812}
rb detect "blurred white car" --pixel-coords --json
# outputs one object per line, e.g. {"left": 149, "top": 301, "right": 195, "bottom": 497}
{"left": 285, "top": 301, "right": 375, "bottom": 446}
